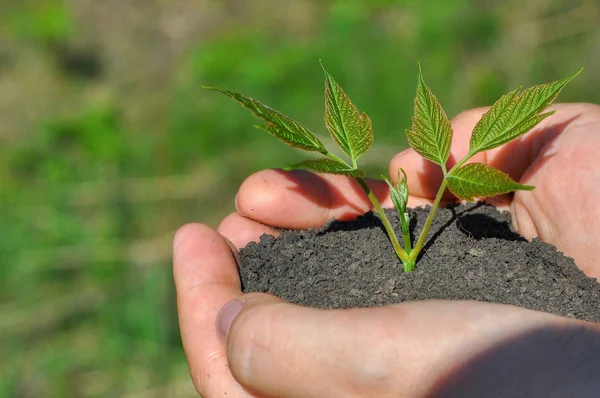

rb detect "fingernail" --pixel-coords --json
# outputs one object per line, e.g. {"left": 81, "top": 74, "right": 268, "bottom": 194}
{"left": 223, "top": 237, "right": 242, "bottom": 269}
{"left": 234, "top": 193, "right": 246, "bottom": 217}
{"left": 217, "top": 299, "right": 245, "bottom": 344}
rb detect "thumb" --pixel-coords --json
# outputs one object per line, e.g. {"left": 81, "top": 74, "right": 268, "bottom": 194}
{"left": 217, "top": 298, "right": 419, "bottom": 398}
{"left": 216, "top": 298, "right": 600, "bottom": 398}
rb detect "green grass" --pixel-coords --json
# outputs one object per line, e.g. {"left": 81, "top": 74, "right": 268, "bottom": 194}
{"left": 1, "top": 0, "right": 599, "bottom": 396}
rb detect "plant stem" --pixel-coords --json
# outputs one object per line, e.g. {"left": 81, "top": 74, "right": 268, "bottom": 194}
{"left": 408, "top": 178, "right": 448, "bottom": 264}
{"left": 405, "top": 156, "right": 472, "bottom": 268}
{"left": 399, "top": 211, "right": 412, "bottom": 253}
{"left": 356, "top": 177, "right": 409, "bottom": 265}
{"left": 325, "top": 152, "right": 349, "bottom": 165}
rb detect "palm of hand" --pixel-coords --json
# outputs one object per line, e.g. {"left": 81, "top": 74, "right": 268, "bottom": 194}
{"left": 508, "top": 104, "right": 600, "bottom": 276}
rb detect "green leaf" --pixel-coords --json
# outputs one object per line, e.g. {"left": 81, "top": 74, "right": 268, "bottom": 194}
{"left": 321, "top": 62, "right": 374, "bottom": 164}
{"left": 203, "top": 87, "right": 327, "bottom": 153}
{"left": 469, "top": 68, "right": 582, "bottom": 155}
{"left": 284, "top": 158, "right": 365, "bottom": 178}
{"left": 406, "top": 63, "right": 453, "bottom": 167}
{"left": 382, "top": 168, "right": 409, "bottom": 214}
{"left": 447, "top": 163, "right": 534, "bottom": 201}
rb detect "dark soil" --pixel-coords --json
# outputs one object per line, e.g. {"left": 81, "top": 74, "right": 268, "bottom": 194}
{"left": 240, "top": 203, "right": 600, "bottom": 323}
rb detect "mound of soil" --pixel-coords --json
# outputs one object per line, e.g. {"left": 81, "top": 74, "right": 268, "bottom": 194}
{"left": 240, "top": 203, "right": 600, "bottom": 323}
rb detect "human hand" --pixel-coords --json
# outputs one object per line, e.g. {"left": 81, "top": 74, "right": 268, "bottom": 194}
{"left": 175, "top": 103, "right": 600, "bottom": 397}
{"left": 221, "top": 103, "right": 600, "bottom": 278}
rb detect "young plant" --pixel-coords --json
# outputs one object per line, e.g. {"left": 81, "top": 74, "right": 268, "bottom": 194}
{"left": 204, "top": 62, "right": 581, "bottom": 272}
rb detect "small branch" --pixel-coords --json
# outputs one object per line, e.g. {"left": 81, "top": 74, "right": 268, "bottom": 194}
{"left": 355, "top": 177, "right": 409, "bottom": 264}
{"left": 409, "top": 179, "right": 448, "bottom": 263}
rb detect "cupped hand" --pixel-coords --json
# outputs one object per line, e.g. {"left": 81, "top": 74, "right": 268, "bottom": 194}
{"left": 222, "top": 103, "right": 600, "bottom": 277}
{"left": 175, "top": 103, "right": 600, "bottom": 397}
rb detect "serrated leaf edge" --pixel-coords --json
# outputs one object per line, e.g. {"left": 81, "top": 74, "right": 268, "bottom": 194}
{"left": 469, "top": 68, "right": 582, "bottom": 155}
{"left": 447, "top": 163, "right": 535, "bottom": 201}
{"left": 203, "top": 86, "right": 328, "bottom": 153}
{"left": 320, "top": 61, "right": 374, "bottom": 163}
{"left": 285, "top": 158, "right": 365, "bottom": 178}
{"left": 406, "top": 63, "right": 453, "bottom": 167}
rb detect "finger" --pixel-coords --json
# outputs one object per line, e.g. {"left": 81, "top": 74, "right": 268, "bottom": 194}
{"left": 218, "top": 212, "right": 280, "bottom": 250}
{"left": 390, "top": 104, "right": 595, "bottom": 200}
{"left": 235, "top": 169, "right": 393, "bottom": 229}
{"left": 173, "top": 223, "right": 249, "bottom": 397}
{"left": 509, "top": 103, "right": 600, "bottom": 276}
{"left": 223, "top": 299, "right": 588, "bottom": 398}
{"left": 235, "top": 105, "right": 591, "bottom": 232}
{"left": 389, "top": 107, "right": 488, "bottom": 199}
{"left": 483, "top": 103, "right": 599, "bottom": 183}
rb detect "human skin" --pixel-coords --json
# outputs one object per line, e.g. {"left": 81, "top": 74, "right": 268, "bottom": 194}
{"left": 173, "top": 103, "right": 600, "bottom": 397}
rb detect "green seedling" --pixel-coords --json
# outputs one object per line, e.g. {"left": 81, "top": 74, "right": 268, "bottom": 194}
{"left": 204, "top": 62, "right": 581, "bottom": 272}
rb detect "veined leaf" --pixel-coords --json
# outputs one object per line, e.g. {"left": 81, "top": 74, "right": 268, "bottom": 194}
{"left": 285, "top": 158, "right": 364, "bottom": 178}
{"left": 406, "top": 63, "right": 453, "bottom": 167}
{"left": 447, "top": 163, "right": 534, "bottom": 201}
{"left": 321, "top": 62, "right": 374, "bottom": 163}
{"left": 469, "top": 68, "right": 582, "bottom": 155}
{"left": 203, "top": 87, "right": 327, "bottom": 153}
{"left": 382, "top": 168, "right": 409, "bottom": 214}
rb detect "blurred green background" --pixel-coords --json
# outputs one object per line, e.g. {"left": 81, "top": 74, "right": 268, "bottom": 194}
{"left": 1, "top": 0, "right": 599, "bottom": 396}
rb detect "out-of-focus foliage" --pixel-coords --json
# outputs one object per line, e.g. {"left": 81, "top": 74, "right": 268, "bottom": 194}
{"left": 1, "top": 0, "right": 599, "bottom": 396}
